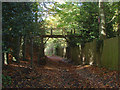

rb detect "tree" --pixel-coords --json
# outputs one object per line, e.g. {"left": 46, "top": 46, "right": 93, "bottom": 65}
{"left": 2, "top": 2, "right": 34, "bottom": 64}
{"left": 99, "top": 1, "right": 106, "bottom": 39}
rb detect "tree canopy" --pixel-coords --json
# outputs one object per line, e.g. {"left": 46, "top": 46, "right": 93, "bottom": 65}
{"left": 2, "top": 2, "right": 120, "bottom": 62}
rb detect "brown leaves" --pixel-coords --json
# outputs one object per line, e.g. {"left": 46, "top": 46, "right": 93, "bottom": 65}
{"left": 2, "top": 56, "right": 120, "bottom": 88}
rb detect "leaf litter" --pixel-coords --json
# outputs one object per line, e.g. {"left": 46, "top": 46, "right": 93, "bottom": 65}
{"left": 2, "top": 56, "right": 120, "bottom": 88}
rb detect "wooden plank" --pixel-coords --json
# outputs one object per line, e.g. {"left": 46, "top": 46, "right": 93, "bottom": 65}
{"left": 40, "top": 28, "right": 65, "bottom": 30}
{"left": 39, "top": 28, "right": 78, "bottom": 30}
{"left": 35, "top": 35, "right": 82, "bottom": 38}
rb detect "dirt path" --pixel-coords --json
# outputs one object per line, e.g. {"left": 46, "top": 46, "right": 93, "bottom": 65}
{"left": 2, "top": 56, "right": 120, "bottom": 88}
{"left": 47, "top": 55, "right": 64, "bottom": 61}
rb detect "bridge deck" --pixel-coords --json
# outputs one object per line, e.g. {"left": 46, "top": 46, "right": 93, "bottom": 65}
{"left": 35, "top": 35, "right": 82, "bottom": 38}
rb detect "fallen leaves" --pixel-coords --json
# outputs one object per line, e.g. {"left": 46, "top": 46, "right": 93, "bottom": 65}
{"left": 2, "top": 56, "right": 120, "bottom": 88}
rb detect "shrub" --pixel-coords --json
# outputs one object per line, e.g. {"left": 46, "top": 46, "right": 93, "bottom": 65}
{"left": 2, "top": 74, "right": 11, "bottom": 87}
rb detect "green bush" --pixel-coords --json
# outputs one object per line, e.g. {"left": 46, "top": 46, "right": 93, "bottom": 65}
{"left": 2, "top": 74, "right": 12, "bottom": 87}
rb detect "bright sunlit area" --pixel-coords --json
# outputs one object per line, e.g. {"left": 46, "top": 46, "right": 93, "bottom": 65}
{"left": 44, "top": 38, "right": 67, "bottom": 56}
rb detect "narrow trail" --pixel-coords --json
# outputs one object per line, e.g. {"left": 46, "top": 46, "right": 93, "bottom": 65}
{"left": 3, "top": 55, "right": 120, "bottom": 88}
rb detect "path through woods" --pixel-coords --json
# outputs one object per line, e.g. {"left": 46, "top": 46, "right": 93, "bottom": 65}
{"left": 3, "top": 56, "right": 120, "bottom": 88}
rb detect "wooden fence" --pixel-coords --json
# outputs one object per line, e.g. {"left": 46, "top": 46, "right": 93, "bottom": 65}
{"left": 56, "top": 36, "right": 120, "bottom": 70}
{"left": 78, "top": 36, "right": 120, "bottom": 70}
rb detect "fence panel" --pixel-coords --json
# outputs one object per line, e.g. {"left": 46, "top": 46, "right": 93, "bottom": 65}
{"left": 83, "top": 36, "right": 119, "bottom": 70}
{"left": 101, "top": 37, "right": 119, "bottom": 70}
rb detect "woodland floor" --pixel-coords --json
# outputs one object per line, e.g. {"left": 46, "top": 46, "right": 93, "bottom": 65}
{"left": 2, "top": 56, "right": 120, "bottom": 88}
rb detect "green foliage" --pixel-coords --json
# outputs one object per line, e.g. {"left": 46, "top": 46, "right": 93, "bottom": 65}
{"left": 2, "top": 2, "right": 34, "bottom": 36}
{"left": 48, "top": 2, "right": 119, "bottom": 44}
{"left": 2, "top": 2, "right": 46, "bottom": 54}
{"left": 78, "top": 2, "right": 99, "bottom": 40}
{"left": 104, "top": 2, "right": 119, "bottom": 38}
{"left": 50, "top": 2, "right": 99, "bottom": 44}
{"left": 2, "top": 2, "right": 120, "bottom": 59}
{"left": 2, "top": 2, "right": 34, "bottom": 53}
{"left": 45, "top": 38, "right": 66, "bottom": 56}
{"left": 2, "top": 74, "right": 12, "bottom": 87}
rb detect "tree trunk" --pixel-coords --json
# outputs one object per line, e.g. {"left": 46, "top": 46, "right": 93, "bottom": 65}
{"left": 2, "top": 53, "right": 5, "bottom": 67}
{"left": 11, "top": 36, "right": 21, "bottom": 63}
{"left": 38, "top": 37, "right": 45, "bottom": 65}
{"left": 99, "top": 1, "right": 106, "bottom": 39}
{"left": 66, "top": 46, "right": 71, "bottom": 59}
{"left": 98, "top": 0, "right": 106, "bottom": 66}
{"left": 80, "top": 44, "right": 84, "bottom": 65}
{"left": 30, "top": 37, "right": 33, "bottom": 68}
{"left": 117, "top": 2, "right": 120, "bottom": 36}
{"left": 3, "top": 52, "right": 9, "bottom": 65}
{"left": 16, "top": 36, "right": 21, "bottom": 63}
{"left": 40, "top": 37, "right": 45, "bottom": 58}
{"left": 2, "top": 34, "right": 11, "bottom": 65}
{"left": 22, "top": 35, "right": 27, "bottom": 60}
{"left": 19, "top": 36, "right": 24, "bottom": 59}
